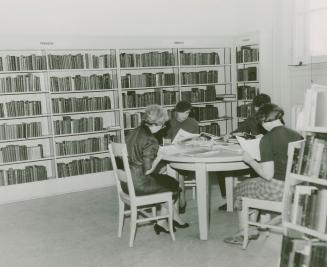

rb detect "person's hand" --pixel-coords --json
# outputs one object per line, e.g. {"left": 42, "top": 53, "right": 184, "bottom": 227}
{"left": 158, "top": 165, "right": 167, "bottom": 174}
{"left": 242, "top": 151, "right": 255, "bottom": 165}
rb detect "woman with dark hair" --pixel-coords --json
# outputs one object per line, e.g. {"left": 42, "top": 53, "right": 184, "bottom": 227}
{"left": 125, "top": 105, "right": 189, "bottom": 234}
{"left": 224, "top": 103, "right": 302, "bottom": 245}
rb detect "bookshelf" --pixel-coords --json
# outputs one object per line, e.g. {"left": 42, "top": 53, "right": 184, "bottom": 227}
{"left": 0, "top": 46, "right": 238, "bottom": 203}
{"left": 119, "top": 48, "right": 179, "bottom": 133}
{"left": 0, "top": 49, "right": 121, "bottom": 194}
{"left": 178, "top": 47, "right": 234, "bottom": 136}
{"left": 235, "top": 43, "right": 260, "bottom": 126}
{"left": 279, "top": 131, "right": 327, "bottom": 264}
{"left": 119, "top": 47, "right": 236, "bottom": 136}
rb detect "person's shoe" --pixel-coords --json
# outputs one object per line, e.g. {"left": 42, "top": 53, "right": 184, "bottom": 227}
{"left": 224, "top": 233, "right": 260, "bottom": 245}
{"left": 154, "top": 224, "right": 169, "bottom": 235}
{"left": 179, "top": 202, "right": 187, "bottom": 214}
{"left": 218, "top": 204, "right": 227, "bottom": 211}
{"left": 173, "top": 220, "right": 190, "bottom": 229}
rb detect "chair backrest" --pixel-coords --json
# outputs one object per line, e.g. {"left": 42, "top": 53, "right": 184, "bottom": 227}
{"left": 281, "top": 140, "right": 305, "bottom": 222}
{"left": 108, "top": 143, "right": 136, "bottom": 201}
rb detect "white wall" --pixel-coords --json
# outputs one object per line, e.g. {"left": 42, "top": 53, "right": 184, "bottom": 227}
{"left": 0, "top": 0, "right": 271, "bottom": 37}
{"left": 3, "top": 0, "right": 307, "bottom": 124}
{"left": 0, "top": 0, "right": 276, "bottom": 99}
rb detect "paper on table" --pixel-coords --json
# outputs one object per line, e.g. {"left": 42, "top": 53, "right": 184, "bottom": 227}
{"left": 172, "top": 128, "right": 199, "bottom": 144}
{"left": 158, "top": 145, "right": 181, "bottom": 155}
{"left": 236, "top": 135, "right": 262, "bottom": 161}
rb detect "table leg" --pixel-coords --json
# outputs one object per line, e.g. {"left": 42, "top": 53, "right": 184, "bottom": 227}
{"left": 195, "top": 163, "right": 209, "bottom": 240}
{"left": 225, "top": 176, "right": 234, "bottom": 212}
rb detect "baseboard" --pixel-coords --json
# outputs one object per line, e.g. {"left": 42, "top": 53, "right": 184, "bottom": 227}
{"left": 0, "top": 171, "right": 115, "bottom": 205}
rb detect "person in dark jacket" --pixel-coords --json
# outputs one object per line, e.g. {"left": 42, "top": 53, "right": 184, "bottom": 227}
{"left": 232, "top": 93, "right": 272, "bottom": 136}
{"left": 125, "top": 105, "right": 189, "bottom": 234}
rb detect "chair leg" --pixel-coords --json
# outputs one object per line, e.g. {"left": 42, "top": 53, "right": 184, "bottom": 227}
{"left": 167, "top": 199, "right": 175, "bottom": 241}
{"left": 242, "top": 203, "right": 249, "bottom": 250}
{"left": 225, "top": 177, "right": 234, "bottom": 212}
{"left": 129, "top": 207, "right": 137, "bottom": 247}
{"left": 118, "top": 200, "right": 125, "bottom": 238}
{"left": 192, "top": 185, "right": 196, "bottom": 200}
{"left": 152, "top": 206, "right": 156, "bottom": 217}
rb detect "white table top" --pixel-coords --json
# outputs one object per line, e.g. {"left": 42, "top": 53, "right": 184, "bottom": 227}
{"left": 161, "top": 143, "right": 244, "bottom": 163}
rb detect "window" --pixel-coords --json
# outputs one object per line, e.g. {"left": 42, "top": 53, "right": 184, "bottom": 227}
{"left": 293, "top": 0, "right": 327, "bottom": 63}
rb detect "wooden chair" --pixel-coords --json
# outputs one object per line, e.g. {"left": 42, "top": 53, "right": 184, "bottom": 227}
{"left": 109, "top": 143, "right": 175, "bottom": 247}
{"left": 241, "top": 197, "right": 283, "bottom": 249}
{"left": 241, "top": 141, "right": 302, "bottom": 249}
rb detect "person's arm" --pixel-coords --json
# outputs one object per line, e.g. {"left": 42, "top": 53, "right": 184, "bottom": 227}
{"left": 142, "top": 139, "right": 160, "bottom": 175}
{"left": 145, "top": 153, "right": 163, "bottom": 175}
{"left": 242, "top": 135, "right": 275, "bottom": 180}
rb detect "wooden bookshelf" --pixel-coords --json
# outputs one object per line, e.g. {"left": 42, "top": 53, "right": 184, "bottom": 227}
{"left": 0, "top": 45, "right": 240, "bottom": 203}
{"left": 235, "top": 40, "right": 260, "bottom": 125}
{"left": 280, "top": 127, "right": 327, "bottom": 266}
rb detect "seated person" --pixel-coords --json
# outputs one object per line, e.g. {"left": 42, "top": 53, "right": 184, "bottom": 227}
{"left": 125, "top": 104, "right": 189, "bottom": 234}
{"left": 218, "top": 93, "right": 271, "bottom": 204}
{"left": 165, "top": 100, "right": 199, "bottom": 214}
{"left": 224, "top": 103, "right": 302, "bottom": 245}
{"left": 232, "top": 93, "right": 271, "bottom": 136}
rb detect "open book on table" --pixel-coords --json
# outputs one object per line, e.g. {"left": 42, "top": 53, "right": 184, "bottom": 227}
{"left": 236, "top": 135, "right": 263, "bottom": 161}
{"left": 172, "top": 128, "right": 222, "bottom": 145}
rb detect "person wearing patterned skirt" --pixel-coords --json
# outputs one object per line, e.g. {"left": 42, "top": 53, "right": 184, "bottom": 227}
{"left": 224, "top": 103, "right": 302, "bottom": 245}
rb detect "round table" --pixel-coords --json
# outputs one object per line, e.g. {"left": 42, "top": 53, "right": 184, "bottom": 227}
{"left": 162, "top": 145, "right": 248, "bottom": 240}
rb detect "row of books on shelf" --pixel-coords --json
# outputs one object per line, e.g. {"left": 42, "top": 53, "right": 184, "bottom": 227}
{"left": 57, "top": 156, "right": 112, "bottom": 178}
{"left": 120, "top": 52, "right": 175, "bottom": 68}
{"left": 121, "top": 73, "right": 175, "bottom": 88}
{"left": 291, "top": 185, "right": 327, "bottom": 233}
{"left": 237, "top": 103, "right": 254, "bottom": 118}
{"left": 236, "top": 46, "right": 259, "bottom": 63}
{"left": 0, "top": 74, "right": 42, "bottom": 93}
{"left": 53, "top": 116, "right": 106, "bottom": 135}
{"left": 51, "top": 96, "right": 112, "bottom": 113}
{"left": 0, "top": 55, "right": 47, "bottom": 71}
{"left": 199, "top": 123, "right": 220, "bottom": 136}
{"left": 237, "top": 67, "right": 257, "bottom": 82}
{"left": 280, "top": 235, "right": 327, "bottom": 267}
{"left": 49, "top": 73, "right": 117, "bottom": 92}
{"left": 0, "top": 144, "right": 44, "bottom": 163}
{"left": 123, "top": 113, "right": 141, "bottom": 129}
{"left": 47, "top": 54, "right": 116, "bottom": 69}
{"left": 122, "top": 90, "right": 160, "bottom": 108}
{"left": 0, "top": 165, "right": 48, "bottom": 186}
{"left": 0, "top": 155, "right": 116, "bottom": 185}
{"left": 237, "top": 85, "right": 258, "bottom": 100}
{"left": 0, "top": 101, "right": 42, "bottom": 118}
{"left": 0, "top": 54, "right": 118, "bottom": 71}
{"left": 0, "top": 122, "right": 42, "bottom": 140}
{"left": 291, "top": 133, "right": 327, "bottom": 179}
{"left": 181, "top": 70, "right": 218, "bottom": 85}
{"left": 55, "top": 134, "right": 117, "bottom": 156}
{"left": 192, "top": 105, "right": 219, "bottom": 121}
{"left": 0, "top": 51, "right": 226, "bottom": 72}
{"left": 179, "top": 51, "right": 220, "bottom": 66}
{"left": 181, "top": 85, "right": 218, "bottom": 103}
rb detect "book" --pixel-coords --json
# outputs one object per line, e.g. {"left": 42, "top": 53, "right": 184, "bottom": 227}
{"left": 314, "top": 190, "right": 327, "bottom": 233}
{"left": 172, "top": 128, "right": 200, "bottom": 144}
{"left": 236, "top": 135, "right": 262, "bottom": 161}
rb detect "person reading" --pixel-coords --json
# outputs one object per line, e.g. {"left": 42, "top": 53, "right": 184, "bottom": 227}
{"left": 224, "top": 103, "right": 302, "bottom": 245}
{"left": 124, "top": 105, "right": 189, "bottom": 235}
{"left": 165, "top": 100, "right": 199, "bottom": 214}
